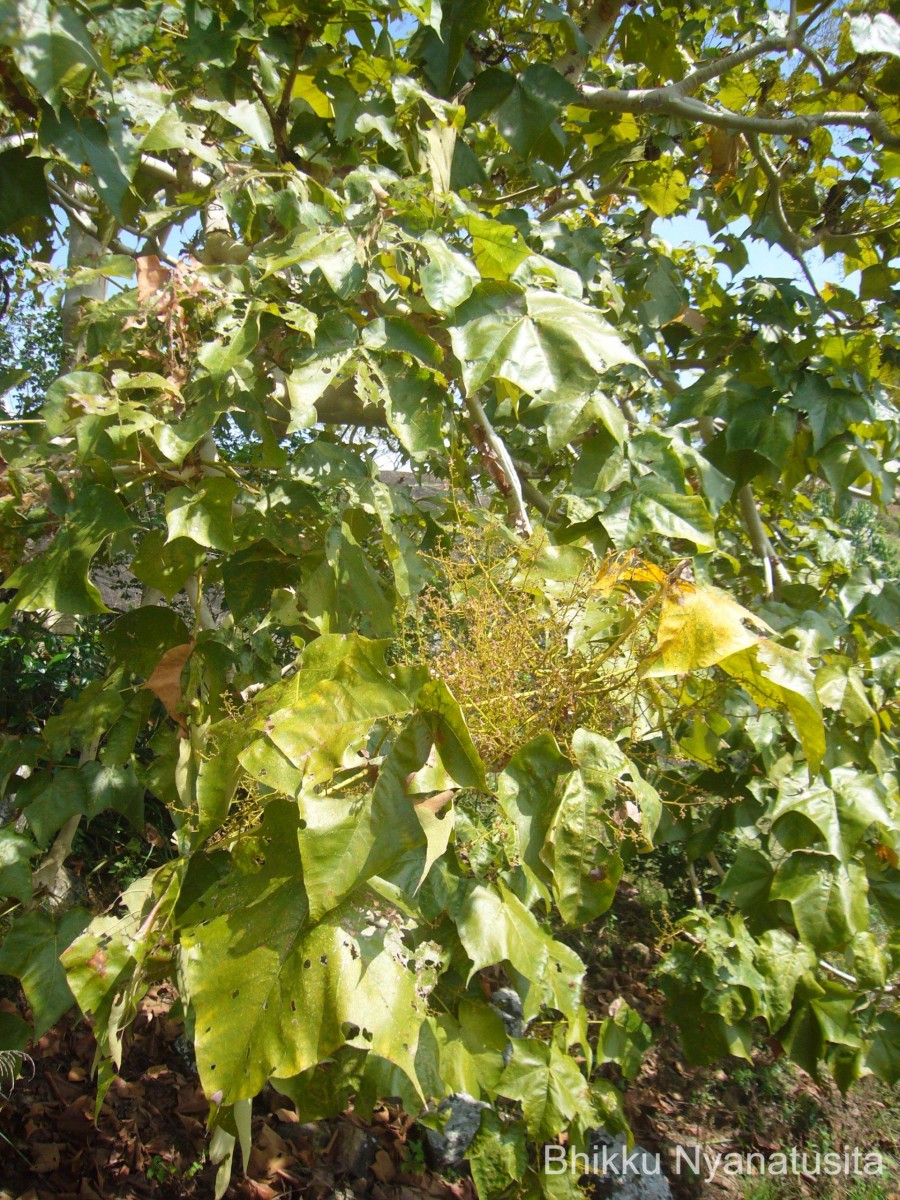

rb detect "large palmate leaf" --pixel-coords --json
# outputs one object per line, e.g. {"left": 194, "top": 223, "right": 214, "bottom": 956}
{"left": 644, "top": 581, "right": 772, "bottom": 675}
{"left": 180, "top": 801, "right": 430, "bottom": 1105}
{"left": 449, "top": 282, "right": 641, "bottom": 401}
{"left": 770, "top": 852, "right": 869, "bottom": 952}
{"left": 497, "top": 734, "right": 571, "bottom": 898}
{"left": 0, "top": 0, "right": 107, "bottom": 110}
{"left": 540, "top": 733, "right": 627, "bottom": 926}
{"left": 249, "top": 635, "right": 423, "bottom": 786}
{"left": 772, "top": 772, "right": 894, "bottom": 863}
{"left": 721, "top": 642, "right": 825, "bottom": 773}
{"left": 497, "top": 1038, "right": 592, "bottom": 1141}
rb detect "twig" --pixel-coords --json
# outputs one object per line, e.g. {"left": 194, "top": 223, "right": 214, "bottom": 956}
{"left": 686, "top": 858, "right": 704, "bottom": 908}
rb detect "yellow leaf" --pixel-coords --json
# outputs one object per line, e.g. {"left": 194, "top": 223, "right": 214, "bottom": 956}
{"left": 291, "top": 74, "right": 333, "bottom": 118}
{"left": 592, "top": 554, "right": 667, "bottom": 596}
{"left": 644, "top": 582, "right": 772, "bottom": 676}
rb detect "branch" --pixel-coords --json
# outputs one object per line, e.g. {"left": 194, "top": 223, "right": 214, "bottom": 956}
{"left": 555, "top": 0, "right": 624, "bottom": 81}
{"left": 577, "top": 83, "right": 900, "bottom": 147}
{"left": 737, "top": 483, "right": 790, "bottom": 598}
{"left": 695, "top": 415, "right": 790, "bottom": 599}
{"left": 511, "top": 458, "right": 552, "bottom": 517}
{"left": 672, "top": 35, "right": 787, "bottom": 96}
{"left": 743, "top": 133, "right": 840, "bottom": 320}
{"left": 465, "top": 394, "right": 533, "bottom": 537}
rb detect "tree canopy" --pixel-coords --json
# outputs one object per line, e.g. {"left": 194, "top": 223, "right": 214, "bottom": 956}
{"left": 0, "top": 1, "right": 898, "bottom": 1196}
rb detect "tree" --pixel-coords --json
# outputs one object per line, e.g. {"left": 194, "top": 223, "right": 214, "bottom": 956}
{"left": 0, "top": 1, "right": 898, "bottom": 1195}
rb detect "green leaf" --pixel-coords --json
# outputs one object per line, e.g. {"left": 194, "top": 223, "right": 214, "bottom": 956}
{"left": 402, "top": 0, "right": 443, "bottom": 31}
{"left": 130, "top": 532, "right": 206, "bottom": 601}
{"left": 497, "top": 734, "right": 571, "bottom": 898}
{"left": 720, "top": 642, "right": 825, "bottom": 773}
{"left": 753, "top": 929, "right": 815, "bottom": 1031}
{"left": 542, "top": 389, "right": 626, "bottom": 451}
{"left": 596, "top": 1001, "right": 653, "bottom": 1081}
{"left": 490, "top": 64, "right": 578, "bottom": 159}
{"left": 295, "top": 716, "right": 428, "bottom": 920}
{"left": 572, "top": 731, "right": 661, "bottom": 848}
{"left": 272, "top": 1046, "right": 367, "bottom": 1122}
{"left": 0, "top": 148, "right": 51, "bottom": 231}
{"left": 0, "top": 1011, "right": 32, "bottom": 1051}
{"left": 449, "top": 283, "right": 641, "bottom": 400}
{"left": 716, "top": 847, "right": 774, "bottom": 910}
{"left": 789, "top": 376, "right": 873, "bottom": 452}
{"left": 541, "top": 738, "right": 624, "bottom": 926}
{"left": 2, "top": 485, "right": 135, "bottom": 618}
{"left": 464, "top": 218, "right": 531, "bottom": 280}
{"left": 419, "top": 232, "right": 479, "bottom": 313}
{"left": 303, "top": 515, "right": 396, "bottom": 637}
{"left": 256, "top": 635, "right": 419, "bottom": 786}
{"left": 263, "top": 227, "right": 363, "bottom": 297}
{"left": 104, "top": 605, "right": 192, "bottom": 676}
{"left": 0, "top": 0, "right": 108, "bottom": 111}
{"left": 21, "top": 761, "right": 143, "bottom": 844}
{"left": 633, "top": 160, "right": 691, "bottom": 217}
{"left": 0, "top": 908, "right": 90, "bottom": 1037}
{"left": 38, "top": 105, "right": 137, "bottom": 219}
{"left": 195, "top": 97, "right": 274, "bottom": 150}
{"left": 377, "top": 361, "right": 448, "bottom": 460}
{"left": 770, "top": 852, "right": 868, "bottom": 951}
{"left": 362, "top": 317, "right": 442, "bottom": 367}
{"left": 468, "top": 1109, "right": 528, "bottom": 1198}
{"left": 197, "top": 308, "right": 261, "bottom": 381}
{"left": 497, "top": 1038, "right": 591, "bottom": 1140}
{"left": 415, "top": 679, "right": 486, "bottom": 791}
{"left": 0, "top": 828, "right": 37, "bottom": 904}
{"left": 771, "top": 773, "right": 893, "bottom": 862}
{"left": 867, "top": 1013, "right": 900, "bottom": 1084}
{"left": 599, "top": 480, "right": 715, "bottom": 551}
{"left": 454, "top": 882, "right": 584, "bottom": 1021}
{"left": 165, "top": 477, "right": 239, "bottom": 551}
{"left": 181, "top": 800, "right": 429, "bottom": 1105}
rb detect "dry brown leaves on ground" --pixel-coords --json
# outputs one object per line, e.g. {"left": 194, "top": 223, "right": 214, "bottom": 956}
{"left": 0, "top": 988, "right": 474, "bottom": 1200}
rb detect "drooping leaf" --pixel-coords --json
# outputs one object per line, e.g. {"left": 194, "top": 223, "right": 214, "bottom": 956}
{"left": 770, "top": 852, "right": 869, "bottom": 952}
{"left": 180, "top": 800, "right": 429, "bottom": 1105}
{"left": 0, "top": 828, "right": 37, "bottom": 904}
{"left": 454, "top": 882, "right": 584, "bottom": 1021}
{"left": 721, "top": 642, "right": 825, "bottom": 773}
{"left": 0, "top": 0, "right": 108, "bottom": 110}
{"left": 645, "top": 580, "right": 771, "bottom": 676}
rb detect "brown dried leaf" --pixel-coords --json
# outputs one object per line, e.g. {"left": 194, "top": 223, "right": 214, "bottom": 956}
{"left": 372, "top": 1149, "right": 396, "bottom": 1183}
{"left": 29, "top": 1143, "right": 62, "bottom": 1173}
{"left": 706, "top": 128, "right": 740, "bottom": 178}
{"left": 142, "top": 643, "right": 194, "bottom": 731}
{"left": 136, "top": 254, "right": 171, "bottom": 304}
